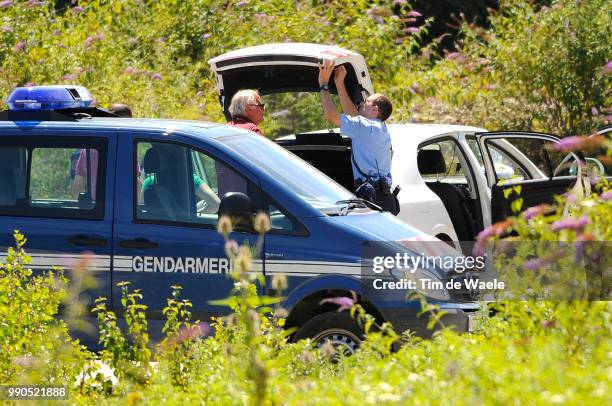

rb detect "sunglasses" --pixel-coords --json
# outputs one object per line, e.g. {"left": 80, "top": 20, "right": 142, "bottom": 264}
{"left": 249, "top": 102, "right": 265, "bottom": 109}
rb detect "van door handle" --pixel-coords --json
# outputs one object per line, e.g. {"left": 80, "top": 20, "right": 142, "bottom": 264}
{"left": 119, "top": 238, "right": 158, "bottom": 249}
{"left": 68, "top": 234, "right": 107, "bottom": 247}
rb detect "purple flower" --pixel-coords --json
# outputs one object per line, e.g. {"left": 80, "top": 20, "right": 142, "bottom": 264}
{"left": 551, "top": 215, "right": 589, "bottom": 232}
{"left": 236, "top": 0, "right": 246, "bottom": 6}
{"left": 600, "top": 190, "right": 612, "bottom": 201}
{"left": 523, "top": 204, "right": 552, "bottom": 220}
{"left": 13, "top": 41, "right": 26, "bottom": 52}
{"left": 602, "top": 60, "right": 612, "bottom": 75}
{"left": 523, "top": 251, "right": 564, "bottom": 270}
{"left": 476, "top": 219, "right": 514, "bottom": 241}
{"left": 406, "top": 10, "right": 422, "bottom": 17}
{"left": 403, "top": 26, "right": 420, "bottom": 34}
{"left": 0, "top": 0, "right": 13, "bottom": 8}
{"left": 446, "top": 52, "right": 466, "bottom": 62}
{"left": 320, "top": 296, "right": 354, "bottom": 311}
{"left": 52, "top": 29, "right": 61, "bottom": 36}
{"left": 152, "top": 73, "right": 162, "bottom": 80}
{"left": 1, "top": 25, "right": 12, "bottom": 33}
{"left": 196, "top": 91, "right": 203, "bottom": 97}
{"left": 202, "top": 33, "right": 211, "bottom": 40}
{"left": 71, "top": 5, "right": 84, "bottom": 13}
{"left": 224, "top": 240, "right": 239, "bottom": 255}
{"left": 84, "top": 33, "right": 104, "bottom": 47}
{"left": 124, "top": 66, "right": 136, "bottom": 74}
{"left": 169, "top": 322, "right": 210, "bottom": 345}
{"left": 554, "top": 136, "right": 584, "bottom": 152}
{"left": 27, "top": 0, "right": 45, "bottom": 6}
{"left": 63, "top": 74, "right": 77, "bottom": 81}
{"left": 408, "top": 82, "right": 422, "bottom": 95}
{"left": 591, "top": 107, "right": 599, "bottom": 116}
{"left": 565, "top": 193, "right": 578, "bottom": 203}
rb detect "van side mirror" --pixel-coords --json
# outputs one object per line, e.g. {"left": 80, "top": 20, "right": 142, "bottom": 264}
{"left": 217, "top": 192, "right": 255, "bottom": 231}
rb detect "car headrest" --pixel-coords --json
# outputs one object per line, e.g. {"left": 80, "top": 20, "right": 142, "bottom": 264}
{"left": 417, "top": 149, "right": 446, "bottom": 175}
{"left": 143, "top": 147, "right": 168, "bottom": 173}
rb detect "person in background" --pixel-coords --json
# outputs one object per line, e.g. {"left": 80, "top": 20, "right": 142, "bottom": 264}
{"left": 227, "top": 89, "right": 265, "bottom": 136}
{"left": 71, "top": 103, "right": 133, "bottom": 199}
{"left": 109, "top": 103, "right": 133, "bottom": 118}
{"left": 317, "top": 59, "right": 398, "bottom": 214}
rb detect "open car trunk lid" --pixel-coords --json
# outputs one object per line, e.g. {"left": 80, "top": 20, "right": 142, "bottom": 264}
{"left": 209, "top": 43, "right": 374, "bottom": 120}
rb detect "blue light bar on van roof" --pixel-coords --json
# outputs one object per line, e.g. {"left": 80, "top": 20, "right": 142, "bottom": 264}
{"left": 6, "top": 85, "right": 93, "bottom": 110}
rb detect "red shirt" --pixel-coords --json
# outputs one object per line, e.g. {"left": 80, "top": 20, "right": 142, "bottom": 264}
{"left": 228, "top": 116, "right": 263, "bottom": 136}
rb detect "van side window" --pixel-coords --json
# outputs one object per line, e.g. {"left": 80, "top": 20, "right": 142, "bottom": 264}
{"left": 136, "top": 141, "right": 247, "bottom": 226}
{"left": 0, "top": 141, "right": 106, "bottom": 219}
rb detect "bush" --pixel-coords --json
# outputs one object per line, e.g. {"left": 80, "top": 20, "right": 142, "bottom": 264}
{"left": 0, "top": 231, "right": 90, "bottom": 385}
{"left": 403, "top": 0, "right": 612, "bottom": 135}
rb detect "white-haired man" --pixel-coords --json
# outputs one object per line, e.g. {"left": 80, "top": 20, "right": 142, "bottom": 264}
{"left": 228, "top": 89, "right": 265, "bottom": 136}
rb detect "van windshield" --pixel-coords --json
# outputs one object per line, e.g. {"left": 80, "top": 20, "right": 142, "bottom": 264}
{"left": 219, "top": 134, "right": 353, "bottom": 212}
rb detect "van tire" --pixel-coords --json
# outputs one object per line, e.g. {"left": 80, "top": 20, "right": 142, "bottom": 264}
{"left": 292, "top": 311, "right": 363, "bottom": 355}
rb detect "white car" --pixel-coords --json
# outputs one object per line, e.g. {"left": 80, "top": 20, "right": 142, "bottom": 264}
{"left": 210, "top": 44, "right": 608, "bottom": 249}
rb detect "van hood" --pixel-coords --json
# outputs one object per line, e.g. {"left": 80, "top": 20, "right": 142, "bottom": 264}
{"left": 209, "top": 43, "right": 374, "bottom": 120}
{"left": 330, "top": 211, "right": 427, "bottom": 241}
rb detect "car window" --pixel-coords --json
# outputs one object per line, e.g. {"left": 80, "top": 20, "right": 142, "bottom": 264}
{"left": 0, "top": 140, "right": 106, "bottom": 219}
{"left": 218, "top": 134, "right": 353, "bottom": 213}
{"left": 485, "top": 137, "right": 580, "bottom": 183}
{"left": 486, "top": 144, "right": 530, "bottom": 182}
{"left": 466, "top": 138, "right": 484, "bottom": 167}
{"left": 420, "top": 141, "right": 467, "bottom": 182}
{"left": 136, "top": 141, "right": 247, "bottom": 226}
{"left": 268, "top": 202, "right": 295, "bottom": 232}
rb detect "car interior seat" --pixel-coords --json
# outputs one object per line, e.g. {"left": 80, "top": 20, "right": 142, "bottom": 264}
{"left": 417, "top": 149, "right": 477, "bottom": 242}
{"left": 142, "top": 147, "right": 182, "bottom": 221}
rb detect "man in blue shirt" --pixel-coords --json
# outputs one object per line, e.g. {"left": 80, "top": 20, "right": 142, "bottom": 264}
{"left": 318, "top": 60, "right": 398, "bottom": 214}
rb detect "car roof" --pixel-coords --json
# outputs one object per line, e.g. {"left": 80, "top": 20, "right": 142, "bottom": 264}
{"left": 0, "top": 116, "right": 243, "bottom": 138}
{"left": 387, "top": 123, "right": 487, "bottom": 143}
{"left": 276, "top": 122, "right": 487, "bottom": 142}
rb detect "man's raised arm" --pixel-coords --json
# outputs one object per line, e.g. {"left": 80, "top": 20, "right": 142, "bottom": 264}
{"left": 318, "top": 60, "right": 340, "bottom": 127}
{"left": 334, "top": 65, "right": 358, "bottom": 117}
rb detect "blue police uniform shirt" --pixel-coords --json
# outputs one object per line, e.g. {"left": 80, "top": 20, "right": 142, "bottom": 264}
{"left": 340, "top": 114, "right": 392, "bottom": 183}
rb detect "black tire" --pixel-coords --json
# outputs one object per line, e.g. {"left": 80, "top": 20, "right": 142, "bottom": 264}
{"left": 292, "top": 311, "right": 364, "bottom": 355}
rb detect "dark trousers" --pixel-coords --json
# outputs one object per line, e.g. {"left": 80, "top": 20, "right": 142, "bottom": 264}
{"left": 375, "top": 192, "right": 398, "bottom": 214}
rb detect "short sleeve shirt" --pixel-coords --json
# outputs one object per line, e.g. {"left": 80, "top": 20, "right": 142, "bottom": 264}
{"left": 340, "top": 114, "right": 392, "bottom": 183}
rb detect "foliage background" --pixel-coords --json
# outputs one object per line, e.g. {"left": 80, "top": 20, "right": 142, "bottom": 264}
{"left": 1, "top": 0, "right": 610, "bottom": 137}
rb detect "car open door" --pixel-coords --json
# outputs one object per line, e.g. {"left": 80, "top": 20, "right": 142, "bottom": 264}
{"left": 476, "top": 132, "right": 582, "bottom": 222}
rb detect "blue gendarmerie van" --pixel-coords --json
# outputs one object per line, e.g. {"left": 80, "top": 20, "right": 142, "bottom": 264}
{"left": 0, "top": 86, "right": 480, "bottom": 352}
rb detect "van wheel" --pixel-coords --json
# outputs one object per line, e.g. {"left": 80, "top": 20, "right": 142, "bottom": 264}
{"left": 292, "top": 311, "right": 363, "bottom": 355}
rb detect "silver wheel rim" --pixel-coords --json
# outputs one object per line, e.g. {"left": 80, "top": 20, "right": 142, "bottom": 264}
{"left": 314, "top": 329, "right": 361, "bottom": 355}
